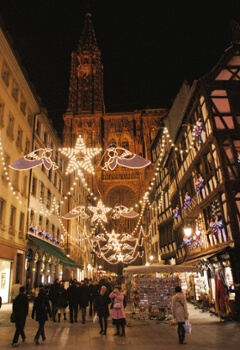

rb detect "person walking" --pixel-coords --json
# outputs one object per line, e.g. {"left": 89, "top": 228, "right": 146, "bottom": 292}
{"left": 67, "top": 279, "right": 79, "bottom": 323}
{"left": 32, "top": 287, "right": 52, "bottom": 345}
{"left": 78, "top": 279, "right": 90, "bottom": 324}
{"left": 109, "top": 286, "right": 126, "bottom": 336}
{"left": 56, "top": 282, "right": 68, "bottom": 322}
{"left": 11, "top": 279, "right": 21, "bottom": 303}
{"left": 171, "top": 285, "right": 189, "bottom": 345}
{"left": 96, "top": 285, "right": 111, "bottom": 335}
{"left": 12, "top": 286, "right": 29, "bottom": 347}
{"left": 48, "top": 278, "right": 60, "bottom": 322}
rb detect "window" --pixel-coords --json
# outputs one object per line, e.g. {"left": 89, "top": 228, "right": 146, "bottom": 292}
{"left": 43, "top": 131, "right": 48, "bottom": 144}
{"left": 24, "top": 138, "right": 30, "bottom": 154}
{"left": 31, "top": 176, "right": 37, "bottom": 196}
{"left": 19, "top": 212, "right": 25, "bottom": 239}
{"left": 1, "top": 62, "right": 10, "bottom": 86}
{"left": 0, "top": 101, "right": 4, "bottom": 126}
{"left": 121, "top": 140, "right": 129, "bottom": 150}
{"left": 11, "top": 80, "right": 19, "bottom": 102}
{"left": 20, "top": 95, "right": 26, "bottom": 115}
{"left": 0, "top": 197, "right": 6, "bottom": 225}
{"left": 12, "top": 170, "right": 19, "bottom": 191}
{"left": 36, "top": 119, "right": 41, "bottom": 136}
{"left": 39, "top": 182, "right": 45, "bottom": 201}
{"left": 46, "top": 189, "right": 51, "bottom": 209}
{"left": 16, "top": 127, "right": 23, "bottom": 150}
{"left": 9, "top": 205, "right": 16, "bottom": 229}
{"left": 27, "top": 110, "right": 33, "bottom": 127}
{"left": 21, "top": 175, "right": 28, "bottom": 197}
{"left": 7, "top": 114, "right": 14, "bottom": 139}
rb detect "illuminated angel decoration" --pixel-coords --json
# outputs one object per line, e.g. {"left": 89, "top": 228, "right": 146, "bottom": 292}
{"left": 111, "top": 204, "right": 139, "bottom": 219}
{"left": 89, "top": 200, "right": 111, "bottom": 223}
{"left": 62, "top": 206, "right": 89, "bottom": 220}
{"left": 102, "top": 147, "right": 151, "bottom": 171}
{"left": 9, "top": 148, "right": 58, "bottom": 171}
{"left": 59, "top": 135, "right": 102, "bottom": 175}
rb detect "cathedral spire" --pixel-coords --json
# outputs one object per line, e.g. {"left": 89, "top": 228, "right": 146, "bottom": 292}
{"left": 67, "top": 12, "right": 105, "bottom": 115}
{"left": 78, "top": 13, "right": 98, "bottom": 52}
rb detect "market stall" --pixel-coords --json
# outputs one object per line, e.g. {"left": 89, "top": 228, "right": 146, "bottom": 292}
{"left": 123, "top": 264, "right": 200, "bottom": 322}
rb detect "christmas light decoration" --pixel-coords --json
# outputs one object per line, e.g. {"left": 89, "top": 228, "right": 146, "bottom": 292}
{"left": 62, "top": 206, "right": 89, "bottom": 220}
{"left": 9, "top": 148, "right": 58, "bottom": 170}
{"left": 111, "top": 204, "right": 139, "bottom": 219}
{"left": 59, "top": 135, "right": 102, "bottom": 175}
{"left": 172, "top": 205, "right": 180, "bottom": 218}
{"left": 89, "top": 199, "right": 111, "bottom": 222}
{"left": 195, "top": 174, "right": 205, "bottom": 194}
{"left": 102, "top": 147, "right": 151, "bottom": 171}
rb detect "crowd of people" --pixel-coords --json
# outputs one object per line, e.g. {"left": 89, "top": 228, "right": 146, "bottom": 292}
{"left": 10, "top": 277, "right": 127, "bottom": 347}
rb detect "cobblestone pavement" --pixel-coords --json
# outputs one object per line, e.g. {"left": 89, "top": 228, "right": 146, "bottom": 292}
{"left": 0, "top": 302, "right": 239, "bottom": 350}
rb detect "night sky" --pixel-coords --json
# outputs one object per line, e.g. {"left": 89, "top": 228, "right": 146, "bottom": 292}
{"left": 0, "top": 0, "right": 239, "bottom": 137}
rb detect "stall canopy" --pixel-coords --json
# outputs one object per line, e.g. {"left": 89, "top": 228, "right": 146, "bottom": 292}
{"left": 123, "top": 264, "right": 200, "bottom": 275}
{"left": 29, "top": 234, "right": 83, "bottom": 269}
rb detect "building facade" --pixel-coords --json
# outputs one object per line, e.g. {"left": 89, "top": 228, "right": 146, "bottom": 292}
{"left": 0, "top": 18, "right": 86, "bottom": 302}
{"left": 62, "top": 13, "right": 167, "bottom": 273}
{"left": 150, "top": 22, "right": 240, "bottom": 302}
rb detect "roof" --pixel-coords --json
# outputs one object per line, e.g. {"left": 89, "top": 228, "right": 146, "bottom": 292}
{"left": 123, "top": 264, "right": 200, "bottom": 275}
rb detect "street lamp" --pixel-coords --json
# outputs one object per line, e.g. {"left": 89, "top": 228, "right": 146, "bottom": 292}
{"left": 183, "top": 226, "right": 192, "bottom": 237}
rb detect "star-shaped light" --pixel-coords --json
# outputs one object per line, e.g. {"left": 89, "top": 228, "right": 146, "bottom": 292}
{"left": 59, "top": 135, "right": 102, "bottom": 175}
{"left": 89, "top": 200, "right": 111, "bottom": 222}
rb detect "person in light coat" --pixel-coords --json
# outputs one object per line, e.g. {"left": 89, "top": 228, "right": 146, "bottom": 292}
{"left": 171, "top": 286, "right": 189, "bottom": 345}
{"left": 109, "top": 286, "right": 126, "bottom": 336}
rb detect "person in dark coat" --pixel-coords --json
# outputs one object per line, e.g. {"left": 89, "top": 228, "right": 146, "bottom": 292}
{"left": 12, "top": 286, "right": 29, "bottom": 347}
{"left": 56, "top": 282, "right": 68, "bottom": 322}
{"left": 78, "top": 280, "right": 90, "bottom": 324}
{"left": 90, "top": 280, "right": 100, "bottom": 317}
{"left": 96, "top": 285, "right": 111, "bottom": 335}
{"left": 32, "top": 287, "right": 52, "bottom": 345}
{"left": 67, "top": 279, "right": 79, "bottom": 323}
{"left": 48, "top": 278, "right": 60, "bottom": 322}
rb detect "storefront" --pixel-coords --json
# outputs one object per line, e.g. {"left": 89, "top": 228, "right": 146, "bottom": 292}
{"left": 0, "top": 258, "right": 11, "bottom": 303}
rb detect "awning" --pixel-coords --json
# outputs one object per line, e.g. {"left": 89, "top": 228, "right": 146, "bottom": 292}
{"left": 123, "top": 264, "right": 200, "bottom": 275}
{"left": 28, "top": 233, "right": 83, "bottom": 269}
